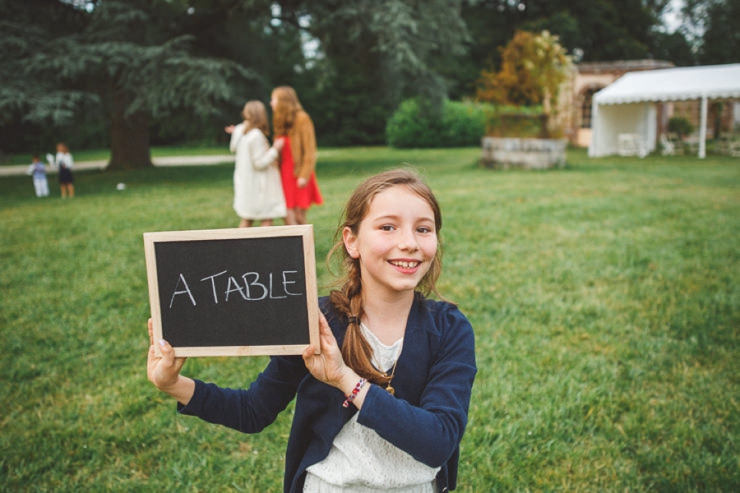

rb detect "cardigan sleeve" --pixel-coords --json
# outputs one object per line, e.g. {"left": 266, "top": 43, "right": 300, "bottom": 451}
{"left": 178, "top": 354, "right": 308, "bottom": 434}
{"left": 229, "top": 123, "right": 244, "bottom": 153}
{"left": 292, "top": 112, "right": 317, "bottom": 181}
{"left": 248, "top": 130, "right": 279, "bottom": 171}
{"left": 356, "top": 303, "right": 477, "bottom": 468}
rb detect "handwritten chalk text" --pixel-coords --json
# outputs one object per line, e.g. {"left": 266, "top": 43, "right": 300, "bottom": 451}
{"left": 169, "top": 270, "right": 302, "bottom": 308}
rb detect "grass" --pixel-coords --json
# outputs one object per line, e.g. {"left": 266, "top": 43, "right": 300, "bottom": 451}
{"left": 1, "top": 146, "right": 738, "bottom": 491}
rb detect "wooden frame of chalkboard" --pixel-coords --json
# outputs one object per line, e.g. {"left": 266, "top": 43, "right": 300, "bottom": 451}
{"left": 143, "top": 225, "right": 319, "bottom": 357}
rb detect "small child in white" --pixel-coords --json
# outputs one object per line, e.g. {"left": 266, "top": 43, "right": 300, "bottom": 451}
{"left": 27, "top": 154, "right": 49, "bottom": 197}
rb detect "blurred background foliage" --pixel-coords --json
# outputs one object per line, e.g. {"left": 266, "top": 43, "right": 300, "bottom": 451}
{"left": 385, "top": 99, "right": 488, "bottom": 148}
{"left": 1, "top": 0, "right": 738, "bottom": 164}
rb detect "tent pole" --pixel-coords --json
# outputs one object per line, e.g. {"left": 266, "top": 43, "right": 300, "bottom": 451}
{"left": 699, "top": 96, "right": 708, "bottom": 158}
{"left": 588, "top": 100, "right": 599, "bottom": 157}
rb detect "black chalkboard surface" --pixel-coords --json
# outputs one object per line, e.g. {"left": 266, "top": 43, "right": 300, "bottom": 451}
{"left": 143, "top": 225, "right": 319, "bottom": 357}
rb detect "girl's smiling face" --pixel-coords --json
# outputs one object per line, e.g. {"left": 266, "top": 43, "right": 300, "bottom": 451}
{"left": 343, "top": 185, "right": 438, "bottom": 300}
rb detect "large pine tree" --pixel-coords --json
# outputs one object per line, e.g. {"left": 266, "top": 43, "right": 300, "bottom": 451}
{"left": 0, "top": 0, "right": 261, "bottom": 169}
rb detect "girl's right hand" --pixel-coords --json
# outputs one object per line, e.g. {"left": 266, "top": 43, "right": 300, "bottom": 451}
{"left": 302, "top": 313, "right": 353, "bottom": 387}
{"left": 147, "top": 318, "right": 187, "bottom": 392}
{"left": 224, "top": 125, "right": 235, "bottom": 134}
{"left": 272, "top": 137, "right": 285, "bottom": 151}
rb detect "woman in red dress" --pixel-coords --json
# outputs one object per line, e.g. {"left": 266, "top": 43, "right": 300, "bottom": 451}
{"left": 270, "top": 86, "right": 323, "bottom": 225}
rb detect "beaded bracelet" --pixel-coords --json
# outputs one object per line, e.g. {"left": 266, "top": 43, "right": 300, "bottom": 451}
{"left": 342, "top": 378, "right": 367, "bottom": 408}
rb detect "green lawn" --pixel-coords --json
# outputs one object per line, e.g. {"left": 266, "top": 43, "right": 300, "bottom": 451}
{"left": 1, "top": 147, "right": 738, "bottom": 491}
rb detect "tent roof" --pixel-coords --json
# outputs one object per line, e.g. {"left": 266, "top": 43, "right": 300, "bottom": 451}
{"left": 593, "top": 63, "right": 740, "bottom": 105}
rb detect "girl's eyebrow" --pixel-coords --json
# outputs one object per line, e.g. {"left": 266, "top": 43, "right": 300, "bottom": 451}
{"left": 369, "top": 213, "right": 400, "bottom": 221}
{"left": 370, "top": 213, "right": 435, "bottom": 223}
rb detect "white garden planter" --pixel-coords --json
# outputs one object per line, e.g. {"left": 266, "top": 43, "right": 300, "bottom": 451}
{"left": 481, "top": 137, "right": 567, "bottom": 170}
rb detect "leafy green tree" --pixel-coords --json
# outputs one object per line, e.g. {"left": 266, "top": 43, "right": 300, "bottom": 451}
{"left": 0, "top": 0, "right": 266, "bottom": 169}
{"left": 147, "top": 1, "right": 311, "bottom": 146}
{"left": 648, "top": 31, "right": 697, "bottom": 66}
{"left": 457, "top": 0, "right": 687, "bottom": 97}
{"left": 282, "top": 6, "right": 393, "bottom": 146}
{"left": 462, "top": 0, "right": 663, "bottom": 63}
{"left": 699, "top": 0, "right": 740, "bottom": 64}
{"left": 281, "top": 0, "right": 470, "bottom": 144}
{"left": 1, "top": 0, "right": 470, "bottom": 155}
{"left": 476, "top": 30, "right": 573, "bottom": 129}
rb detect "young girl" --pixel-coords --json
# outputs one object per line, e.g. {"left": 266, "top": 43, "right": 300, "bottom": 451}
{"left": 146, "top": 168, "right": 477, "bottom": 492}
{"left": 51, "top": 142, "right": 74, "bottom": 198}
{"left": 224, "top": 100, "right": 286, "bottom": 227}
{"left": 270, "top": 86, "right": 323, "bottom": 225}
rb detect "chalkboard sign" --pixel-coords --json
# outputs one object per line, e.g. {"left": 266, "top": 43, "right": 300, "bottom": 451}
{"left": 143, "top": 225, "right": 319, "bottom": 357}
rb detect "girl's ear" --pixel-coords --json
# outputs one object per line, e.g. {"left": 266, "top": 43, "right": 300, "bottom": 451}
{"left": 342, "top": 226, "right": 360, "bottom": 259}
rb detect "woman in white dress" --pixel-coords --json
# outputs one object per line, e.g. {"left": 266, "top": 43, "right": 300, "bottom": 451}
{"left": 225, "top": 101, "right": 286, "bottom": 227}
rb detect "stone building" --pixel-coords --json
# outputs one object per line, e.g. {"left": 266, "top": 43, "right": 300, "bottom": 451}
{"left": 565, "top": 60, "right": 739, "bottom": 149}
{"left": 566, "top": 60, "right": 673, "bottom": 147}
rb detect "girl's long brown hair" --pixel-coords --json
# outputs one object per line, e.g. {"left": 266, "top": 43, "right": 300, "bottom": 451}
{"left": 241, "top": 101, "right": 270, "bottom": 136}
{"left": 271, "top": 86, "right": 302, "bottom": 136}
{"left": 327, "top": 168, "right": 444, "bottom": 384}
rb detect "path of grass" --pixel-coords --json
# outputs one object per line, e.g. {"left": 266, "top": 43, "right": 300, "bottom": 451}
{"left": 1, "top": 147, "right": 738, "bottom": 491}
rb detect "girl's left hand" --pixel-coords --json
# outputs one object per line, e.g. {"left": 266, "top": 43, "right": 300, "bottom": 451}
{"left": 297, "top": 177, "right": 308, "bottom": 188}
{"left": 303, "top": 312, "right": 350, "bottom": 388}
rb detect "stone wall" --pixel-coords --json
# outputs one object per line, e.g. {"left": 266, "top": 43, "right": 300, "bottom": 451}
{"left": 481, "top": 137, "right": 567, "bottom": 170}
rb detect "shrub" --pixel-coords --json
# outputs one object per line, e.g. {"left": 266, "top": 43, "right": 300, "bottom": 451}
{"left": 668, "top": 116, "right": 694, "bottom": 139}
{"left": 481, "top": 104, "right": 564, "bottom": 139}
{"left": 386, "top": 98, "right": 488, "bottom": 148}
{"left": 485, "top": 111, "right": 548, "bottom": 138}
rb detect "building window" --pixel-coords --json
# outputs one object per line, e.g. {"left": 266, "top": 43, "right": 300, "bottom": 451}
{"left": 580, "top": 87, "right": 601, "bottom": 128}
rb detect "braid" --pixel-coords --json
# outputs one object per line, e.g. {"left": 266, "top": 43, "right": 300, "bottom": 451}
{"left": 330, "top": 260, "right": 391, "bottom": 385}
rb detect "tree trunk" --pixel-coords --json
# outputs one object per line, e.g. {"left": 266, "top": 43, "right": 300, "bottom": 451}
{"left": 108, "top": 95, "right": 153, "bottom": 170}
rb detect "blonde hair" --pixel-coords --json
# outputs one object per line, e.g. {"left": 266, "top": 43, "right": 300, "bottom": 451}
{"left": 241, "top": 100, "right": 270, "bottom": 136}
{"left": 327, "top": 168, "right": 444, "bottom": 384}
{"left": 271, "top": 86, "right": 303, "bottom": 136}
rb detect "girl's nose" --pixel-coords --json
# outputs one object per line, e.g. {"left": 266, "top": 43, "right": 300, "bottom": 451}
{"left": 398, "top": 228, "right": 419, "bottom": 251}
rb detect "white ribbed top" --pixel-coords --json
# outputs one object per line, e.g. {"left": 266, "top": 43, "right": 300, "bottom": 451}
{"left": 303, "top": 323, "right": 438, "bottom": 492}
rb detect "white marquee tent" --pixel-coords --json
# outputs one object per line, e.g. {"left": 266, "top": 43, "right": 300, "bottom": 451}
{"left": 588, "top": 63, "right": 740, "bottom": 158}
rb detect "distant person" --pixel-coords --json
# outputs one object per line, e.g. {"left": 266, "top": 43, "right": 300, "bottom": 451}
{"left": 26, "top": 154, "right": 49, "bottom": 197}
{"left": 225, "top": 100, "right": 287, "bottom": 227}
{"left": 270, "top": 86, "right": 323, "bottom": 225}
{"left": 47, "top": 142, "right": 74, "bottom": 198}
{"left": 146, "top": 167, "right": 477, "bottom": 493}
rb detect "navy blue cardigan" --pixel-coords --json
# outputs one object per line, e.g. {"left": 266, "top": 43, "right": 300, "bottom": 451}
{"left": 179, "top": 293, "right": 477, "bottom": 492}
